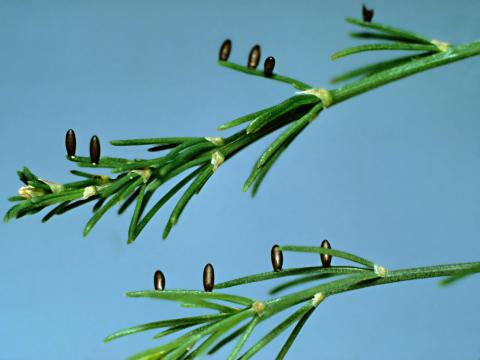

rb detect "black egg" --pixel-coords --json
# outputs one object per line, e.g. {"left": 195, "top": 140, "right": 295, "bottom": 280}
{"left": 320, "top": 239, "right": 332, "bottom": 268}
{"left": 362, "top": 5, "right": 374, "bottom": 22}
{"left": 154, "top": 270, "right": 166, "bottom": 291}
{"left": 219, "top": 39, "right": 232, "bottom": 61}
{"left": 247, "top": 44, "right": 261, "bottom": 69}
{"left": 89, "top": 135, "right": 101, "bottom": 165}
{"left": 271, "top": 244, "right": 283, "bottom": 272}
{"left": 264, "top": 56, "right": 275, "bottom": 77}
{"left": 203, "top": 263, "right": 215, "bottom": 292}
{"left": 65, "top": 129, "right": 76, "bottom": 158}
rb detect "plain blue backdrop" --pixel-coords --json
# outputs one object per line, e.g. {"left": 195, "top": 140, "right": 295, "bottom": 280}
{"left": 1, "top": 1, "right": 479, "bottom": 359}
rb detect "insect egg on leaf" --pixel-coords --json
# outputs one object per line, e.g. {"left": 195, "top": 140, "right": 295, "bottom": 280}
{"left": 219, "top": 39, "right": 232, "bottom": 61}
{"left": 247, "top": 44, "right": 261, "bottom": 69}
{"left": 264, "top": 56, "right": 275, "bottom": 77}
{"left": 320, "top": 239, "right": 332, "bottom": 268}
{"left": 203, "top": 263, "right": 215, "bottom": 292}
{"left": 154, "top": 270, "right": 166, "bottom": 291}
{"left": 89, "top": 135, "right": 101, "bottom": 165}
{"left": 65, "top": 129, "right": 76, "bottom": 158}
{"left": 271, "top": 244, "right": 283, "bottom": 272}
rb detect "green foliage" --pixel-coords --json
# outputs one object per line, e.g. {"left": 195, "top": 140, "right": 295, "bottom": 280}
{"left": 5, "top": 15, "right": 480, "bottom": 242}
{"left": 104, "top": 244, "right": 480, "bottom": 359}
{"left": 3, "top": 9, "right": 480, "bottom": 359}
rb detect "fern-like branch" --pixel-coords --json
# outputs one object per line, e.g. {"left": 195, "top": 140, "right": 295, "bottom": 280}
{"left": 5, "top": 15, "right": 480, "bottom": 241}
{"left": 104, "top": 244, "right": 480, "bottom": 359}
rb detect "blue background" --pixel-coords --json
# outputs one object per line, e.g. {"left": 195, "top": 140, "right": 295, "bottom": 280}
{"left": 1, "top": 1, "right": 479, "bottom": 359}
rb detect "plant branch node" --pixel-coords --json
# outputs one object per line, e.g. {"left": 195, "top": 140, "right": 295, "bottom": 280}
{"left": 431, "top": 40, "right": 450, "bottom": 52}
{"left": 374, "top": 264, "right": 388, "bottom": 278}
{"left": 39, "top": 179, "right": 64, "bottom": 193}
{"left": 312, "top": 292, "right": 326, "bottom": 307}
{"left": 132, "top": 169, "right": 151, "bottom": 183}
{"left": 100, "top": 175, "right": 111, "bottom": 183}
{"left": 83, "top": 186, "right": 97, "bottom": 199}
{"left": 211, "top": 151, "right": 225, "bottom": 172}
{"left": 298, "top": 88, "right": 332, "bottom": 107}
{"left": 205, "top": 137, "right": 225, "bottom": 146}
{"left": 252, "top": 301, "right": 266, "bottom": 316}
{"left": 18, "top": 185, "right": 45, "bottom": 199}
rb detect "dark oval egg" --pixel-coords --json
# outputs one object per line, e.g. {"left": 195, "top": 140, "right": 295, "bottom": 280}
{"left": 219, "top": 39, "right": 232, "bottom": 61}
{"left": 362, "top": 5, "right": 374, "bottom": 22}
{"left": 271, "top": 244, "right": 283, "bottom": 272}
{"left": 89, "top": 135, "right": 101, "bottom": 165}
{"left": 248, "top": 44, "right": 261, "bottom": 69}
{"left": 65, "top": 129, "right": 76, "bottom": 158}
{"left": 154, "top": 270, "right": 166, "bottom": 291}
{"left": 203, "top": 263, "right": 215, "bottom": 292}
{"left": 264, "top": 56, "right": 275, "bottom": 77}
{"left": 320, "top": 239, "right": 332, "bottom": 268}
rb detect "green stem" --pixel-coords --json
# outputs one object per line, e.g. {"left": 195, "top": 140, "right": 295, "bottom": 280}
{"left": 331, "top": 41, "right": 480, "bottom": 103}
{"left": 266, "top": 262, "right": 479, "bottom": 313}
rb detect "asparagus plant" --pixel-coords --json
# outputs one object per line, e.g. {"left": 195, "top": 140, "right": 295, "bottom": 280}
{"left": 4, "top": 7, "right": 480, "bottom": 359}
{"left": 5, "top": 13, "right": 480, "bottom": 242}
{"left": 104, "top": 244, "right": 480, "bottom": 359}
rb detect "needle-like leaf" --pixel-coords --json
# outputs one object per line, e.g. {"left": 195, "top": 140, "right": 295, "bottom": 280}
{"left": 217, "top": 106, "right": 276, "bottom": 131}
{"left": 180, "top": 299, "right": 239, "bottom": 313}
{"left": 163, "top": 164, "right": 213, "bottom": 239}
{"left": 330, "top": 53, "right": 428, "bottom": 83}
{"left": 218, "top": 61, "right": 312, "bottom": 90}
{"left": 275, "top": 307, "right": 315, "bottom": 360}
{"left": 243, "top": 104, "right": 317, "bottom": 194}
{"left": 254, "top": 102, "right": 323, "bottom": 170}
{"left": 70, "top": 169, "right": 100, "bottom": 178}
{"left": 269, "top": 273, "right": 336, "bottom": 295}
{"left": 345, "top": 17, "right": 433, "bottom": 45}
{"left": 126, "top": 290, "right": 254, "bottom": 307}
{"left": 110, "top": 137, "right": 199, "bottom": 146}
{"left": 215, "top": 266, "right": 368, "bottom": 289}
{"left": 152, "top": 324, "right": 192, "bottom": 339}
{"left": 104, "top": 313, "right": 229, "bottom": 342}
{"left": 439, "top": 263, "right": 480, "bottom": 286}
{"left": 246, "top": 95, "right": 319, "bottom": 134}
{"left": 208, "top": 323, "right": 249, "bottom": 355}
{"left": 83, "top": 176, "right": 143, "bottom": 236}
{"left": 130, "top": 167, "right": 203, "bottom": 243}
{"left": 110, "top": 243, "right": 479, "bottom": 359}
{"left": 332, "top": 43, "right": 439, "bottom": 60}
{"left": 128, "top": 183, "right": 147, "bottom": 242}
{"left": 280, "top": 245, "right": 376, "bottom": 268}
{"left": 239, "top": 303, "right": 313, "bottom": 359}
{"left": 6, "top": 14, "right": 480, "bottom": 244}
{"left": 349, "top": 31, "right": 423, "bottom": 43}
{"left": 41, "top": 201, "right": 71, "bottom": 222}
{"left": 227, "top": 316, "right": 260, "bottom": 360}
